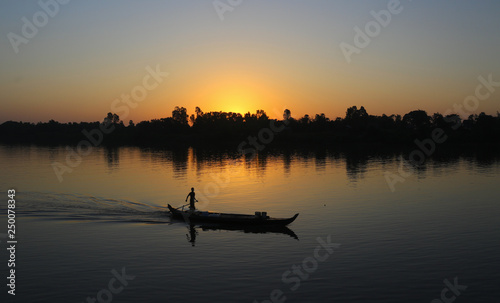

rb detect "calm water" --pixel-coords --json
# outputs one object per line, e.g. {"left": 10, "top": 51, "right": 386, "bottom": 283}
{"left": 0, "top": 145, "right": 499, "bottom": 302}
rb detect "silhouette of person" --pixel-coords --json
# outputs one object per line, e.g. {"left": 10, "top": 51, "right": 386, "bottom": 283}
{"left": 185, "top": 187, "right": 198, "bottom": 210}
{"left": 186, "top": 224, "right": 197, "bottom": 246}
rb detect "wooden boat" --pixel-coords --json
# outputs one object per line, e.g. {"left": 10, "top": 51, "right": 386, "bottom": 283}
{"left": 167, "top": 204, "right": 298, "bottom": 226}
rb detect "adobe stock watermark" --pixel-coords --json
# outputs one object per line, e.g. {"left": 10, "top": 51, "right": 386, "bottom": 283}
{"left": 213, "top": 0, "right": 243, "bottom": 21}
{"left": 254, "top": 235, "right": 340, "bottom": 303}
{"left": 385, "top": 73, "right": 500, "bottom": 192}
{"left": 51, "top": 65, "right": 169, "bottom": 182}
{"left": 172, "top": 108, "right": 289, "bottom": 211}
{"left": 7, "top": 0, "right": 71, "bottom": 54}
{"left": 186, "top": 109, "right": 290, "bottom": 210}
{"left": 192, "top": 171, "right": 233, "bottom": 210}
{"left": 81, "top": 267, "right": 135, "bottom": 303}
{"left": 340, "top": 0, "right": 410, "bottom": 63}
{"left": 189, "top": 109, "right": 289, "bottom": 210}
{"left": 238, "top": 109, "right": 290, "bottom": 161}
{"left": 431, "top": 277, "right": 467, "bottom": 303}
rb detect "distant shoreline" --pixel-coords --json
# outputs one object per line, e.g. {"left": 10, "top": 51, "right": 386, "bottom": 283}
{"left": 1, "top": 123, "right": 499, "bottom": 154}
{"left": 2, "top": 107, "right": 500, "bottom": 154}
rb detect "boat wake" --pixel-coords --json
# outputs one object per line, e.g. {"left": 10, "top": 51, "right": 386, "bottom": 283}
{"left": 3, "top": 191, "right": 171, "bottom": 224}
{"left": 1, "top": 191, "right": 299, "bottom": 240}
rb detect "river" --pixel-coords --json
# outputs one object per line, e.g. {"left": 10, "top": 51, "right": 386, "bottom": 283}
{"left": 0, "top": 145, "right": 498, "bottom": 302}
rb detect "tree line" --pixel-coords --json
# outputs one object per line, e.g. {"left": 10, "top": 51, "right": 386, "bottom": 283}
{"left": 1, "top": 106, "right": 500, "bottom": 150}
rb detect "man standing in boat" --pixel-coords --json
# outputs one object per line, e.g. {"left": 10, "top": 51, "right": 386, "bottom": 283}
{"left": 185, "top": 187, "right": 198, "bottom": 211}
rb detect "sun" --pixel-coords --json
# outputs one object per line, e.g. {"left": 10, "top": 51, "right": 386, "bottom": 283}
{"left": 204, "top": 78, "right": 266, "bottom": 115}
{"left": 226, "top": 105, "right": 247, "bottom": 115}
{"left": 216, "top": 93, "right": 255, "bottom": 115}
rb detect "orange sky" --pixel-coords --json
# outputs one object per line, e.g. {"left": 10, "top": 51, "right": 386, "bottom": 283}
{"left": 1, "top": 1, "right": 499, "bottom": 123}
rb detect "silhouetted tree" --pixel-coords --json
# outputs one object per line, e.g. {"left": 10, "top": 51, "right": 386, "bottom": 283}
{"left": 104, "top": 112, "right": 113, "bottom": 124}
{"left": 403, "top": 110, "right": 430, "bottom": 130}
{"left": 104, "top": 112, "right": 120, "bottom": 124}
{"left": 244, "top": 112, "right": 255, "bottom": 123}
{"left": 283, "top": 109, "right": 291, "bottom": 121}
{"left": 300, "top": 114, "right": 310, "bottom": 125}
{"left": 476, "top": 112, "right": 496, "bottom": 129}
{"left": 2, "top": 105, "right": 500, "bottom": 150}
{"left": 195, "top": 106, "right": 203, "bottom": 118}
{"left": 394, "top": 114, "right": 402, "bottom": 124}
{"left": 359, "top": 106, "right": 368, "bottom": 118}
{"left": 345, "top": 106, "right": 368, "bottom": 120}
{"left": 443, "top": 114, "right": 461, "bottom": 130}
{"left": 314, "top": 113, "right": 328, "bottom": 123}
{"left": 256, "top": 109, "right": 268, "bottom": 121}
{"left": 172, "top": 106, "right": 188, "bottom": 125}
{"left": 431, "top": 113, "right": 444, "bottom": 127}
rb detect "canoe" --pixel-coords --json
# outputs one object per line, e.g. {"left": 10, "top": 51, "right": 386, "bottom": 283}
{"left": 167, "top": 204, "right": 298, "bottom": 226}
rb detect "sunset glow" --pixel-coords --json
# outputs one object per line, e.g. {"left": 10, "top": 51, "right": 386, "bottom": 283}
{"left": 1, "top": 1, "right": 499, "bottom": 123}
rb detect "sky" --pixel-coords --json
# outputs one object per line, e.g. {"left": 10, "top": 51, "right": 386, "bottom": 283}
{"left": 1, "top": 0, "right": 499, "bottom": 123}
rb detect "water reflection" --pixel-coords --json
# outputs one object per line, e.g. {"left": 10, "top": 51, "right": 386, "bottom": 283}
{"left": 186, "top": 224, "right": 198, "bottom": 247}
{"left": 105, "top": 147, "right": 119, "bottom": 170}
{"left": 345, "top": 152, "right": 369, "bottom": 182}
{"left": 314, "top": 148, "right": 327, "bottom": 172}
{"left": 282, "top": 150, "right": 292, "bottom": 176}
{"left": 139, "top": 147, "right": 189, "bottom": 179}
{"left": 256, "top": 153, "right": 268, "bottom": 179}
{"left": 182, "top": 222, "right": 299, "bottom": 246}
{"left": 96, "top": 146, "right": 500, "bottom": 184}
{"left": 172, "top": 148, "right": 189, "bottom": 174}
